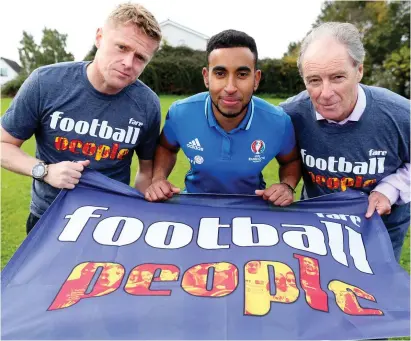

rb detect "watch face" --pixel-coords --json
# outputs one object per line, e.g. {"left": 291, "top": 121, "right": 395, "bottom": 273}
{"left": 32, "top": 164, "right": 46, "bottom": 178}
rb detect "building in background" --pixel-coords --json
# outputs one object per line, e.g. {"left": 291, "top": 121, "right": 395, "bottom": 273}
{"left": 0, "top": 57, "right": 21, "bottom": 86}
{"left": 159, "top": 19, "right": 209, "bottom": 50}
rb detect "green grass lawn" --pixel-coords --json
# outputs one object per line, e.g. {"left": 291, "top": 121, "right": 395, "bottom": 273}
{"left": 1, "top": 96, "right": 409, "bottom": 273}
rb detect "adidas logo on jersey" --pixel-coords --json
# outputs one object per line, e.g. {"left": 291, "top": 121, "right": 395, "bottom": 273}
{"left": 187, "top": 138, "right": 203, "bottom": 151}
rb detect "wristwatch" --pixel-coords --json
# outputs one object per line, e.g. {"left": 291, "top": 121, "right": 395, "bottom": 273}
{"left": 31, "top": 162, "right": 48, "bottom": 181}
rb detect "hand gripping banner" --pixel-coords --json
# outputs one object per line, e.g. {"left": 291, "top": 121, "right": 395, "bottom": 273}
{"left": 2, "top": 169, "right": 410, "bottom": 339}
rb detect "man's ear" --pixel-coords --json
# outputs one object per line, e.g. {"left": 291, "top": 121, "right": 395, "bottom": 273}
{"left": 357, "top": 64, "right": 364, "bottom": 83}
{"left": 95, "top": 28, "right": 103, "bottom": 49}
{"left": 202, "top": 67, "right": 209, "bottom": 88}
{"left": 254, "top": 69, "right": 262, "bottom": 91}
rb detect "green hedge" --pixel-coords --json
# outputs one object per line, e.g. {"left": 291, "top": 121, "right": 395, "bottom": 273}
{"left": 2, "top": 45, "right": 304, "bottom": 98}
{"left": 139, "top": 46, "right": 304, "bottom": 97}
{"left": 1, "top": 73, "right": 27, "bottom": 97}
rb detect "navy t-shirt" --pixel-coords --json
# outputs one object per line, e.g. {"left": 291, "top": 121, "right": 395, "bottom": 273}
{"left": 1, "top": 61, "right": 161, "bottom": 217}
{"left": 280, "top": 85, "right": 410, "bottom": 198}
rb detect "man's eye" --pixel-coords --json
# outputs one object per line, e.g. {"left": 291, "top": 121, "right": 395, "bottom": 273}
{"left": 215, "top": 71, "right": 225, "bottom": 77}
{"left": 238, "top": 72, "right": 249, "bottom": 77}
{"left": 117, "top": 45, "right": 126, "bottom": 51}
{"left": 309, "top": 79, "right": 320, "bottom": 84}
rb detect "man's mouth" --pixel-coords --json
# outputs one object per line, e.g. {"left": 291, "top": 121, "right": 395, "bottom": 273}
{"left": 115, "top": 70, "right": 130, "bottom": 77}
{"left": 221, "top": 97, "right": 241, "bottom": 106}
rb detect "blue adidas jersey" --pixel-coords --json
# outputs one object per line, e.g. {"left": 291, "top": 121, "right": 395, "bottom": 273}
{"left": 163, "top": 92, "right": 296, "bottom": 194}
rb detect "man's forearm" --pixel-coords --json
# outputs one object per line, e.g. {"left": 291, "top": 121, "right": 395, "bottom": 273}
{"left": 134, "top": 172, "right": 152, "bottom": 193}
{"left": 1, "top": 142, "right": 39, "bottom": 176}
{"left": 373, "top": 163, "right": 410, "bottom": 205}
{"left": 152, "top": 145, "right": 178, "bottom": 181}
{"left": 278, "top": 159, "right": 302, "bottom": 189}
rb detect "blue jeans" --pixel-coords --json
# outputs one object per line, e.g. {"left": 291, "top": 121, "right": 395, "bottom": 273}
{"left": 381, "top": 203, "right": 410, "bottom": 262}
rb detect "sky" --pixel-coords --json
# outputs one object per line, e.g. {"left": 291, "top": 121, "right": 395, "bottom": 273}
{"left": 1, "top": 0, "right": 324, "bottom": 63}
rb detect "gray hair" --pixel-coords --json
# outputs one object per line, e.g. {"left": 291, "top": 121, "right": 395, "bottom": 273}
{"left": 297, "top": 22, "right": 365, "bottom": 76}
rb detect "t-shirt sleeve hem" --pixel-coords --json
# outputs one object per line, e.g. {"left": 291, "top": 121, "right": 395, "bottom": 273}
{"left": 1, "top": 124, "right": 31, "bottom": 141}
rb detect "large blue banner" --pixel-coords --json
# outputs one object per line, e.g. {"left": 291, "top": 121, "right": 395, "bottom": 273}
{"left": 2, "top": 169, "right": 410, "bottom": 340}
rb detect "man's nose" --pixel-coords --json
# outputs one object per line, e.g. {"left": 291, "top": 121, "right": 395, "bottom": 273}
{"left": 224, "top": 76, "right": 237, "bottom": 94}
{"left": 122, "top": 53, "right": 134, "bottom": 68}
{"left": 320, "top": 81, "right": 335, "bottom": 100}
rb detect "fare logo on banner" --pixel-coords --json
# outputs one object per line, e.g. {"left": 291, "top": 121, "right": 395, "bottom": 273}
{"left": 48, "top": 207, "right": 382, "bottom": 317}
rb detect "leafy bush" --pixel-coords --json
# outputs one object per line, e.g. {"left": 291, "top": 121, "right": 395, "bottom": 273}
{"left": 1, "top": 73, "right": 28, "bottom": 97}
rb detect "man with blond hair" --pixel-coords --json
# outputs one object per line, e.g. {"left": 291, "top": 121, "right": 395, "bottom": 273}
{"left": 281, "top": 22, "right": 410, "bottom": 262}
{"left": 1, "top": 3, "right": 162, "bottom": 233}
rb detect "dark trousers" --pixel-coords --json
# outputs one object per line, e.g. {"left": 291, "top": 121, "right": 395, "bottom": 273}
{"left": 26, "top": 213, "right": 40, "bottom": 234}
{"left": 381, "top": 203, "right": 410, "bottom": 262}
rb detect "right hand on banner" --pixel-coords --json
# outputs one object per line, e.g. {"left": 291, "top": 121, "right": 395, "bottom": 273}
{"left": 255, "top": 183, "right": 294, "bottom": 206}
{"left": 145, "top": 179, "right": 180, "bottom": 202}
{"left": 45, "top": 160, "right": 90, "bottom": 189}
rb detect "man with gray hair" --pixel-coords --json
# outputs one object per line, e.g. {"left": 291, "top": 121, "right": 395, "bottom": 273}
{"left": 281, "top": 22, "right": 410, "bottom": 262}
{"left": 1, "top": 3, "right": 162, "bottom": 234}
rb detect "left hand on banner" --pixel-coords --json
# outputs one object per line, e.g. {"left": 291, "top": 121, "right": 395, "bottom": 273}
{"left": 255, "top": 183, "right": 294, "bottom": 206}
{"left": 365, "top": 191, "right": 391, "bottom": 218}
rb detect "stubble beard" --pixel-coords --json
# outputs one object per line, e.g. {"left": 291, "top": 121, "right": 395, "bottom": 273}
{"left": 211, "top": 96, "right": 253, "bottom": 119}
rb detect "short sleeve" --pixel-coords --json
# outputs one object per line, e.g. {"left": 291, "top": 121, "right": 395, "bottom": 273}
{"left": 135, "top": 96, "right": 161, "bottom": 160}
{"left": 278, "top": 113, "right": 296, "bottom": 156}
{"left": 1, "top": 69, "right": 41, "bottom": 140}
{"left": 162, "top": 107, "right": 180, "bottom": 147}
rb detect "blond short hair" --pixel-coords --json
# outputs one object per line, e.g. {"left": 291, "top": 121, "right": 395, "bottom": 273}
{"left": 107, "top": 3, "right": 162, "bottom": 42}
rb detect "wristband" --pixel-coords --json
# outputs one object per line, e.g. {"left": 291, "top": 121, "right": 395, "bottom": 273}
{"left": 280, "top": 182, "right": 296, "bottom": 193}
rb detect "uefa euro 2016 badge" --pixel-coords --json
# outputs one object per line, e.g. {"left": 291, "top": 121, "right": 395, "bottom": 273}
{"left": 251, "top": 140, "right": 265, "bottom": 155}
{"left": 249, "top": 140, "right": 266, "bottom": 163}
{"left": 194, "top": 155, "right": 204, "bottom": 164}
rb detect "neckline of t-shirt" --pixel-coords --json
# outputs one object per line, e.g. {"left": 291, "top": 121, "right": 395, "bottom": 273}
{"left": 311, "top": 85, "right": 373, "bottom": 135}
{"left": 81, "top": 61, "right": 130, "bottom": 100}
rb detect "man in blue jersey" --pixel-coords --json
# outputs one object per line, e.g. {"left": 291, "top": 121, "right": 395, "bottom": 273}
{"left": 1, "top": 3, "right": 162, "bottom": 234}
{"left": 280, "top": 22, "right": 410, "bottom": 262}
{"left": 145, "top": 30, "right": 301, "bottom": 206}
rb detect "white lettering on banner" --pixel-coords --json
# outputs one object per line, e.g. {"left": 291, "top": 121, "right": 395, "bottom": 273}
{"left": 345, "top": 226, "right": 373, "bottom": 274}
{"left": 58, "top": 206, "right": 373, "bottom": 274}
{"left": 316, "top": 213, "right": 361, "bottom": 228}
{"left": 198, "top": 218, "right": 230, "bottom": 249}
{"left": 59, "top": 206, "right": 108, "bottom": 242}
{"left": 300, "top": 149, "right": 385, "bottom": 175}
{"left": 232, "top": 217, "right": 279, "bottom": 247}
{"left": 321, "top": 221, "right": 348, "bottom": 267}
{"left": 282, "top": 224, "right": 327, "bottom": 255}
{"left": 93, "top": 217, "right": 144, "bottom": 246}
{"left": 50, "top": 111, "right": 141, "bottom": 144}
{"left": 145, "top": 222, "right": 193, "bottom": 249}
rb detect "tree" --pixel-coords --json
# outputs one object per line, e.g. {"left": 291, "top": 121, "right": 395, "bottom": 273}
{"left": 315, "top": 1, "right": 410, "bottom": 97}
{"left": 18, "top": 28, "right": 74, "bottom": 75}
{"left": 18, "top": 32, "right": 41, "bottom": 75}
{"left": 39, "top": 28, "right": 74, "bottom": 66}
{"left": 2, "top": 28, "right": 75, "bottom": 96}
{"left": 84, "top": 45, "right": 97, "bottom": 61}
{"left": 381, "top": 45, "right": 410, "bottom": 97}
{"left": 282, "top": 42, "right": 301, "bottom": 61}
